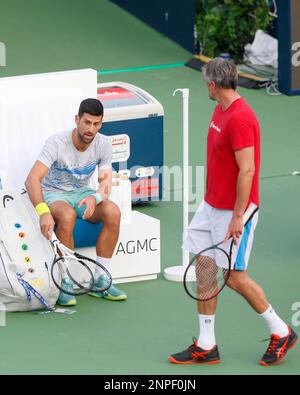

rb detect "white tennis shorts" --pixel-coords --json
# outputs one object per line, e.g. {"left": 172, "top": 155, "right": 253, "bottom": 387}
{"left": 183, "top": 200, "right": 259, "bottom": 271}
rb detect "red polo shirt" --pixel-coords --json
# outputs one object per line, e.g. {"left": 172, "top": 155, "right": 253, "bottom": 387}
{"left": 204, "top": 98, "right": 260, "bottom": 210}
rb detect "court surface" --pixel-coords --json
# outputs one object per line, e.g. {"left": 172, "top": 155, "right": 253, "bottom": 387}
{"left": 0, "top": 0, "right": 300, "bottom": 375}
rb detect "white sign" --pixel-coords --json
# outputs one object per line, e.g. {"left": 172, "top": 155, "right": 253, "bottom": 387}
{"left": 77, "top": 211, "right": 160, "bottom": 283}
{"left": 109, "top": 134, "right": 130, "bottom": 163}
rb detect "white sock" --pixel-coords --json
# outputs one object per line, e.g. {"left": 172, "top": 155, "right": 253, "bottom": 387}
{"left": 260, "top": 305, "right": 289, "bottom": 337}
{"left": 95, "top": 256, "right": 111, "bottom": 279}
{"left": 59, "top": 259, "right": 69, "bottom": 280}
{"left": 198, "top": 314, "right": 216, "bottom": 350}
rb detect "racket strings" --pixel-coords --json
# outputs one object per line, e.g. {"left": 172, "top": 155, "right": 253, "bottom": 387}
{"left": 195, "top": 255, "right": 228, "bottom": 300}
{"left": 50, "top": 236, "right": 113, "bottom": 296}
{"left": 51, "top": 254, "right": 113, "bottom": 296}
{"left": 51, "top": 255, "right": 95, "bottom": 296}
{"left": 184, "top": 248, "right": 230, "bottom": 301}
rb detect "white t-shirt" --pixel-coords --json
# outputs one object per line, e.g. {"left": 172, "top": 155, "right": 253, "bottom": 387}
{"left": 38, "top": 130, "right": 112, "bottom": 192}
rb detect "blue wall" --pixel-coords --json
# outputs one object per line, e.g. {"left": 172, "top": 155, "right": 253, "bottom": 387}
{"left": 110, "top": 0, "right": 195, "bottom": 53}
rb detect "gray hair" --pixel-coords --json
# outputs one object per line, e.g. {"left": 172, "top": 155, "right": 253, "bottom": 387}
{"left": 202, "top": 58, "right": 238, "bottom": 90}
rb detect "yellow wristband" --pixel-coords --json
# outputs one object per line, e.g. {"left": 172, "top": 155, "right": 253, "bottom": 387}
{"left": 35, "top": 202, "right": 50, "bottom": 216}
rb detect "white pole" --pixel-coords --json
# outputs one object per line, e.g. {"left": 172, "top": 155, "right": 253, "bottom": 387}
{"left": 164, "top": 88, "right": 192, "bottom": 281}
{"left": 181, "top": 89, "right": 190, "bottom": 269}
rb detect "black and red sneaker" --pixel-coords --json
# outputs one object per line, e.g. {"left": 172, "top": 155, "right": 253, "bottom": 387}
{"left": 169, "top": 337, "right": 221, "bottom": 365}
{"left": 259, "top": 326, "right": 298, "bottom": 366}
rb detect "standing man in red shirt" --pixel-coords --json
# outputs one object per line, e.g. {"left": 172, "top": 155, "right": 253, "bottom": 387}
{"left": 169, "top": 58, "right": 298, "bottom": 366}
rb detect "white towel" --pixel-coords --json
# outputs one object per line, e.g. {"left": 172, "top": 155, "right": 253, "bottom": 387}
{"left": 0, "top": 69, "right": 97, "bottom": 189}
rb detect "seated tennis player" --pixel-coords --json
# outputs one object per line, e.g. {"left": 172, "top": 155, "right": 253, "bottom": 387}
{"left": 25, "top": 98, "right": 126, "bottom": 305}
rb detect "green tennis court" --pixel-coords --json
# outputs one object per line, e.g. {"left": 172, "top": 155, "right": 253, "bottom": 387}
{"left": 0, "top": 0, "right": 299, "bottom": 375}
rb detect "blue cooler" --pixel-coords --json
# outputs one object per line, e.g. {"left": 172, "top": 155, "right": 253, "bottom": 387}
{"left": 97, "top": 82, "right": 164, "bottom": 202}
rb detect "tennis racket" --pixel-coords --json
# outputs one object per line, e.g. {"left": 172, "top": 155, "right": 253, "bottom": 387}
{"left": 50, "top": 234, "right": 112, "bottom": 296}
{"left": 183, "top": 203, "right": 259, "bottom": 302}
